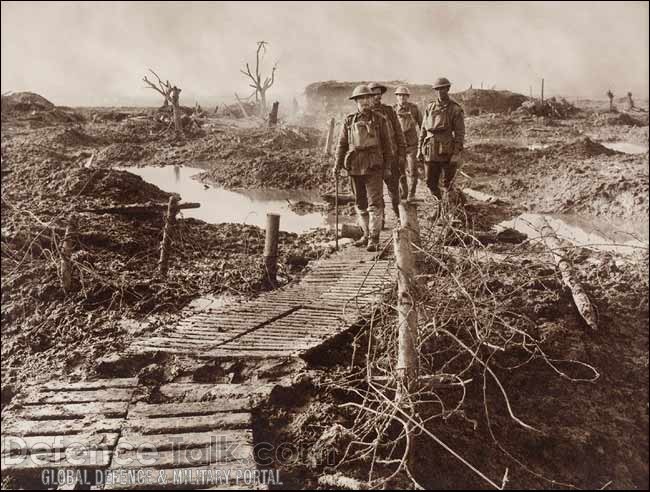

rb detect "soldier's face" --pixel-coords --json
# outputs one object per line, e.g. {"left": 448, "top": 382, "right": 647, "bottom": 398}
{"left": 372, "top": 92, "right": 382, "bottom": 105}
{"left": 435, "top": 87, "right": 450, "bottom": 101}
{"left": 396, "top": 94, "right": 409, "bottom": 105}
{"left": 357, "top": 96, "right": 373, "bottom": 111}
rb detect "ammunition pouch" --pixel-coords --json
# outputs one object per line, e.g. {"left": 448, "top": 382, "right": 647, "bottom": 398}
{"left": 349, "top": 120, "right": 379, "bottom": 150}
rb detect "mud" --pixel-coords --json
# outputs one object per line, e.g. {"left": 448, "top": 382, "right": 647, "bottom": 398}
{"left": 1, "top": 93, "right": 648, "bottom": 489}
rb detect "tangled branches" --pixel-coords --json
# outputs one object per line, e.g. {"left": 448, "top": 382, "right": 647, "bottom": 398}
{"left": 324, "top": 200, "right": 603, "bottom": 489}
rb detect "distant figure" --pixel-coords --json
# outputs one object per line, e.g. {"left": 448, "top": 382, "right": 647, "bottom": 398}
{"left": 606, "top": 90, "right": 614, "bottom": 112}
{"left": 627, "top": 92, "right": 635, "bottom": 111}
{"left": 418, "top": 77, "right": 466, "bottom": 204}
{"left": 292, "top": 97, "right": 299, "bottom": 114}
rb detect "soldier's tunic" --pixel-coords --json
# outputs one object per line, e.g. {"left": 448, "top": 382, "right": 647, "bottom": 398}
{"left": 394, "top": 101, "right": 423, "bottom": 198}
{"left": 335, "top": 108, "right": 392, "bottom": 239}
{"left": 373, "top": 103, "right": 407, "bottom": 210}
{"left": 418, "top": 98, "right": 465, "bottom": 199}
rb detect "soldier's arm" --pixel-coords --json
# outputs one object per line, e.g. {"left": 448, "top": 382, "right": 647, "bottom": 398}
{"left": 335, "top": 119, "right": 349, "bottom": 170}
{"left": 388, "top": 107, "right": 407, "bottom": 160}
{"left": 414, "top": 105, "right": 423, "bottom": 128}
{"left": 453, "top": 106, "right": 465, "bottom": 152}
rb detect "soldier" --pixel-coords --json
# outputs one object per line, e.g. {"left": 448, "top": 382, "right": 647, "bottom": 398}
{"left": 334, "top": 85, "right": 393, "bottom": 252}
{"left": 393, "top": 86, "right": 423, "bottom": 201}
{"left": 417, "top": 77, "right": 465, "bottom": 202}
{"left": 368, "top": 82, "right": 407, "bottom": 220}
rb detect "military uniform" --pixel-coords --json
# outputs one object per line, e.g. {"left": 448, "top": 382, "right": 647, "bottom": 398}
{"left": 373, "top": 103, "right": 407, "bottom": 215}
{"left": 418, "top": 97, "right": 465, "bottom": 200}
{"left": 394, "top": 100, "right": 423, "bottom": 199}
{"left": 335, "top": 107, "right": 392, "bottom": 245}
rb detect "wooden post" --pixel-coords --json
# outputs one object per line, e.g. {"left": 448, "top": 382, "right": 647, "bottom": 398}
{"left": 398, "top": 201, "right": 421, "bottom": 248}
{"left": 60, "top": 215, "right": 77, "bottom": 294}
{"left": 268, "top": 101, "right": 279, "bottom": 127}
{"left": 158, "top": 196, "right": 179, "bottom": 277}
{"left": 529, "top": 86, "right": 532, "bottom": 98}
{"left": 264, "top": 213, "right": 280, "bottom": 286}
{"left": 541, "top": 78, "right": 544, "bottom": 103}
{"left": 324, "top": 118, "right": 335, "bottom": 155}
{"left": 170, "top": 86, "right": 183, "bottom": 135}
{"left": 393, "top": 227, "right": 419, "bottom": 395}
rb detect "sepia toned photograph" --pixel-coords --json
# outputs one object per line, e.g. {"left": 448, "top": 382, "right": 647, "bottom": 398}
{"left": 1, "top": 1, "right": 648, "bottom": 489}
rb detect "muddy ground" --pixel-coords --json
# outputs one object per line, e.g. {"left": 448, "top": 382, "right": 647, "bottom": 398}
{"left": 1, "top": 95, "right": 648, "bottom": 489}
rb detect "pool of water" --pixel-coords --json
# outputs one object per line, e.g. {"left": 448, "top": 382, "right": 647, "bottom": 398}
{"left": 121, "top": 165, "right": 329, "bottom": 234}
{"left": 600, "top": 141, "right": 649, "bottom": 154}
{"left": 496, "top": 213, "right": 648, "bottom": 254}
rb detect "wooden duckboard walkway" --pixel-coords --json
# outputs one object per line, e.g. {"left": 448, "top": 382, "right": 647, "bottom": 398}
{"left": 129, "top": 234, "right": 397, "bottom": 360}
{"left": 1, "top": 380, "right": 271, "bottom": 490}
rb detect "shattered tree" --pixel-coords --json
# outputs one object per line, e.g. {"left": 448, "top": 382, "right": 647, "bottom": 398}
{"left": 240, "top": 41, "right": 277, "bottom": 115}
{"left": 143, "top": 69, "right": 183, "bottom": 135}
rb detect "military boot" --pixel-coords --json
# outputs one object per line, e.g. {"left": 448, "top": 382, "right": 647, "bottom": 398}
{"left": 366, "top": 210, "right": 383, "bottom": 252}
{"left": 353, "top": 214, "right": 370, "bottom": 247}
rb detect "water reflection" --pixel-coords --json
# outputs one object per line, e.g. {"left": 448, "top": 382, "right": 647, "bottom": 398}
{"left": 496, "top": 213, "right": 648, "bottom": 254}
{"left": 121, "top": 165, "right": 328, "bottom": 234}
{"left": 600, "top": 142, "right": 649, "bottom": 154}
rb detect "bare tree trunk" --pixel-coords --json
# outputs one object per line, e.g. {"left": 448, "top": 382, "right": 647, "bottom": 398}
{"left": 260, "top": 91, "right": 267, "bottom": 115}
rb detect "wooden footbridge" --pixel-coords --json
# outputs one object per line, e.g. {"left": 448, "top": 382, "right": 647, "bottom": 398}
{"left": 1, "top": 201, "right": 415, "bottom": 489}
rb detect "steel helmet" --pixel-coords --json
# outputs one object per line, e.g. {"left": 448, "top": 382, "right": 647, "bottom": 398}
{"left": 349, "top": 84, "right": 375, "bottom": 100}
{"left": 368, "top": 82, "right": 388, "bottom": 95}
{"left": 395, "top": 86, "right": 411, "bottom": 96}
{"left": 433, "top": 77, "right": 451, "bottom": 89}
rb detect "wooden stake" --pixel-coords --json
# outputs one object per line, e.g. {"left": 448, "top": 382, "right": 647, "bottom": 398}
{"left": 60, "top": 215, "right": 77, "bottom": 294}
{"left": 398, "top": 201, "right": 421, "bottom": 248}
{"left": 264, "top": 213, "right": 280, "bottom": 286}
{"left": 393, "top": 227, "right": 419, "bottom": 395}
{"left": 324, "top": 118, "right": 336, "bottom": 155}
{"left": 158, "top": 196, "right": 179, "bottom": 277}
{"left": 541, "top": 78, "right": 545, "bottom": 103}
{"left": 268, "top": 101, "right": 279, "bottom": 127}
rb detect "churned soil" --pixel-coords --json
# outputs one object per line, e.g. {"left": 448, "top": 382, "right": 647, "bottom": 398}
{"left": 1, "top": 94, "right": 648, "bottom": 489}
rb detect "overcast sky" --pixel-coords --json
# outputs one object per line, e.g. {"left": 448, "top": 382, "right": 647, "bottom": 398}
{"left": 2, "top": 1, "right": 648, "bottom": 106}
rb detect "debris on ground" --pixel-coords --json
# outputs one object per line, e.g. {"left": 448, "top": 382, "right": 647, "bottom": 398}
{"left": 516, "top": 96, "right": 579, "bottom": 118}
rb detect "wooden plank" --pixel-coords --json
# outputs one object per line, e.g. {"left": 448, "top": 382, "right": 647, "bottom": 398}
{"left": 38, "top": 378, "right": 138, "bottom": 392}
{"left": 2, "top": 418, "right": 124, "bottom": 437}
{"left": 112, "top": 444, "right": 253, "bottom": 468}
{"left": 1, "top": 449, "right": 112, "bottom": 472}
{"left": 117, "top": 429, "right": 252, "bottom": 451}
{"left": 15, "top": 401, "right": 129, "bottom": 419}
{"left": 128, "top": 400, "right": 251, "bottom": 418}
{"left": 21, "top": 388, "right": 135, "bottom": 404}
{"left": 157, "top": 384, "right": 274, "bottom": 401}
{"left": 126, "top": 413, "right": 252, "bottom": 434}
{"left": 2, "top": 433, "right": 120, "bottom": 456}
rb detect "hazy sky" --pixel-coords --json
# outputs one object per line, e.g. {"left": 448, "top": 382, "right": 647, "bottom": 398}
{"left": 2, "top": 1, "right": 648, "bottom": 106}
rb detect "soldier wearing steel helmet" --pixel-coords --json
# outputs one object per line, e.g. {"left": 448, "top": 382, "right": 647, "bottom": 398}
{"left": 417, "top": 77, "right": 466, "bottom": 202}
{"left": 393, "top": 86, "right": 423, "bottom": 201}
{"left": 334, "top": 84, "right": 393, "bottom": 252}
{"left": 368, "top": 82, "right": 407, "bottom": 220}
